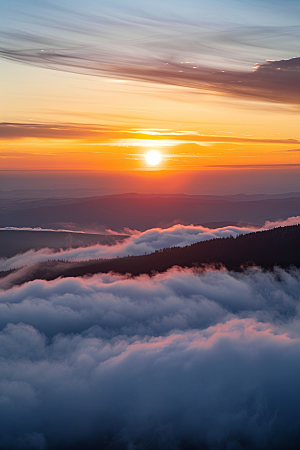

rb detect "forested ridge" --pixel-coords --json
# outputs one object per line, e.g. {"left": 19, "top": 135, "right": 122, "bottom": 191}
{"left": 1, "top": 224, "right": 300, "bottom": 286}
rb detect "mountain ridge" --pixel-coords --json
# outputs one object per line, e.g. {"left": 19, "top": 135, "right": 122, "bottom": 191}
{"left": 1, "top": 224, "right": 300, "bottom": 288}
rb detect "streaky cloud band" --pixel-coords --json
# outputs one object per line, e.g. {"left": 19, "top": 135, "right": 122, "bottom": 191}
{"left": 1, "top": 40, "right": 299, "bottom": 106}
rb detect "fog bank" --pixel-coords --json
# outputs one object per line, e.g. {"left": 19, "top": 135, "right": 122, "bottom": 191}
{"left": 1, "top": 267, "right": 300, "bottom": 449}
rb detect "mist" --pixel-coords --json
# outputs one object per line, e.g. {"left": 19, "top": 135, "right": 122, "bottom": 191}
{"left": 1, "top": 267, "right": 300, "bottom": 449}
{"left": 1, "top": 216, "right": 300, "bottom": 271}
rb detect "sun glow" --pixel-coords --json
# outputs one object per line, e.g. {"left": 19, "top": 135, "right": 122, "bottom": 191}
{"left": 146, "top": 150, "right": 161, "bottom": 165}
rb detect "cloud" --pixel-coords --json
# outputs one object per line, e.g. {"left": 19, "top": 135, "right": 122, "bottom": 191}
{"left": 2, "top": 123, "right": 299, "bottom": 146}
{"left": 1, "top": 11, "right": 300, "bottom": 107}
{"left": 0, "top": 223, "right": 254, "bottom": 271}
{"left": 1, "top": 266, "right": 300, "bottom": 338}
{"left": 1, "top": 39, "right": 299, "bottom": 105}
{"left": 117, "top": 56, "right": 300, "bottom": 106}
{"left": 1, "top": 1, "right": 300, "bottom": 108}
{"left": 1, "top": 267, "right": 300, "bottom": 448}
{"left": 208, "top": 164, "right": 300, "bottom": 168}
{"left": 1, "top": 217, "right": 300, "bottom": 271}
{"left": 0, "top": 227, "right": 87, "bottom": 233}
{"left": 263, "top": 216, "right": 300, "bottom": 229}
{"left": 0, "top": 123, "right": 116, "bottom": 140}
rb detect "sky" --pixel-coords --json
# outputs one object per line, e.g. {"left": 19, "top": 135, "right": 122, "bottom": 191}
{"left": 1, "top": 3, "right": 300, "bottom": 446}
{"left": 1, "top": 0, "right": 300, "bottom": 187}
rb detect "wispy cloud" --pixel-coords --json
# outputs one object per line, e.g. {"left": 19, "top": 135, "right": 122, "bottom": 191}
{"left": 1, "top": 123, "right": 300, "bottom": 145}
{"left": 0, "top": 123, "right": 115, "bottom": 140}
{"left": 1, "top": 36, "right": 299, "bottom": 105}
{"left": 1, "top": 0, "right": 300, "bottom": 107}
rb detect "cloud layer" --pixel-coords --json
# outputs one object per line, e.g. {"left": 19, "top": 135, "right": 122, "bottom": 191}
{"left": 2, "top": 123, "right": 299, "bottom": 145}
{"left": 1, "top": 0, "right": 300, "bottom": 106}
{"left": 1, "top": 216, "right": 300, "bottom": 271}
{"left": 1, "top": 267, "right": 300, "bottom": 449}
{"left": 2, "top": 42, "right": 299, "bottom": 105}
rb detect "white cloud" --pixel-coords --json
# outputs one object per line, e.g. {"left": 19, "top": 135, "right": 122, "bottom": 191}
{"left": 1, "top": 267, "right": 300, "bottom": 448}
{"left": 1, "top": 216, "right": 300, "bottom": 271}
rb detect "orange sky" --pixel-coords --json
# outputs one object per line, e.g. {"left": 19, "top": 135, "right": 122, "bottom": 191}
{"left": 1, "top": 0, "right": 300, "bottom": 174}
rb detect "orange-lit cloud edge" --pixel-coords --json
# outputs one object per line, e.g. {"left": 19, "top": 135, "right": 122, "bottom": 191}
{"left": 1, "top": 123, "right": 300, "bottom": 171}
{"left": 1, "top": 0, "right": 299, "bottom": 175}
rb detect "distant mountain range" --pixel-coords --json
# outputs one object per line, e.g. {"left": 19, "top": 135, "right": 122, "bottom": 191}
{"left": 2, "top": 189, "right": 300, "bottom": 201}
{"left": 2, "top": 224, "right": 300, "bottom": 288}
{"left": 2, "top": 193, "right": 300, "bottom": 231}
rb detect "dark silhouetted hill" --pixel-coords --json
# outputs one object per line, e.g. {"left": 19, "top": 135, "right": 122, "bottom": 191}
{"left": 1, "top": 225, "right": 300, "bottom": 288}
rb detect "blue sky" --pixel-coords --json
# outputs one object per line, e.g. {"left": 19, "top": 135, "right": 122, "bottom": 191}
{"left": 1, "top": 0, "right": 299, "bottom": 71}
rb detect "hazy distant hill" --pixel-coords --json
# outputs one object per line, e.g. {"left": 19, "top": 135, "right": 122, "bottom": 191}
{"left": 1, "top": 194, "right": 300, "bottom": 231}
{"left": 2, "top": 225, "right": 300, "bottom": 288}
{"left": 2, "top": 189, "right": 300, "bottom": 201}
{"left": 0, "top": 230, "right": 128, "bottom": 258}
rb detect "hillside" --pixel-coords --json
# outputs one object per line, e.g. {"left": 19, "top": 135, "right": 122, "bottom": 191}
{"left": 1, "top": 224, "right": 300, "bottom": 288}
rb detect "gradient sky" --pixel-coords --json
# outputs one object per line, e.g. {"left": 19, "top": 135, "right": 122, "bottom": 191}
{"left": 0, "top": 0, "right": 300, "bottom": 174}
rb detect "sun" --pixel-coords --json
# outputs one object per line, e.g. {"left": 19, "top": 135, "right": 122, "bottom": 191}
{"left": 146, "top": 150, "right": 161, "bottom": 166}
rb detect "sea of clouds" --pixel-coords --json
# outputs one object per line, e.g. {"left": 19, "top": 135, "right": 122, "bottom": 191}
{"left": 1, "top": 266, "right": 300, "bottom": 449}
{"left": 1, "top": 215, "right": 300, "bottom": 271}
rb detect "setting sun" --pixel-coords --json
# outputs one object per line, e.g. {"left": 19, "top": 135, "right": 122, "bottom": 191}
{"left": 146, "top": 150, "right": 161, "bottom": 166}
